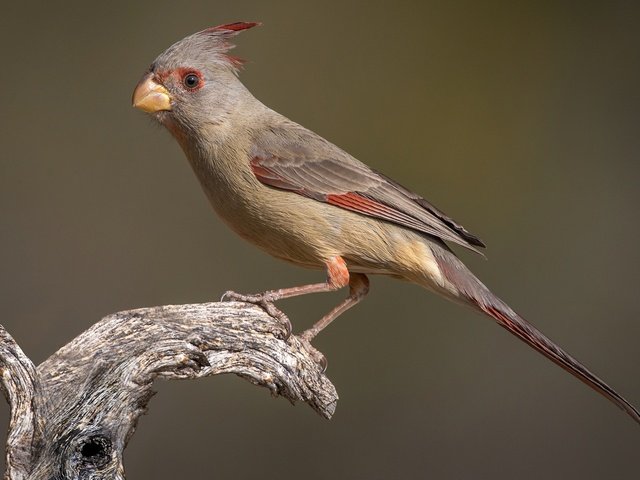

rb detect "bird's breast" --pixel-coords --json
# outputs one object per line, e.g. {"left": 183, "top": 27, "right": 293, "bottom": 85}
{"left": 186, "top": 146, "right": 338, "bottom": 269}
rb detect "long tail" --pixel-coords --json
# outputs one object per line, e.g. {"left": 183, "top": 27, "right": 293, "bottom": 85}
{"left": 430, "top": 246, "right": 640, "bottom": 425}
{"left": 477, "top": 296, "right": 640, "bottom": 425}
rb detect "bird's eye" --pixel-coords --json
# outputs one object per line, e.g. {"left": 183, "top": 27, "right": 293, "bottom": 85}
{"left": 183, "top": 73, "right": 200, "bottom": 89}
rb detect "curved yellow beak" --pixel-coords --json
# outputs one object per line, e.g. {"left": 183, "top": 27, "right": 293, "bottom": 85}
{"left": 132, "top": 74, "right": 172, "bottom": 113}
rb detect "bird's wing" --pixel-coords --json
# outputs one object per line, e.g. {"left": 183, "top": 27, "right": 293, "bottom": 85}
{"left": 250, "top": 127, "right": 485, "bottom": 253}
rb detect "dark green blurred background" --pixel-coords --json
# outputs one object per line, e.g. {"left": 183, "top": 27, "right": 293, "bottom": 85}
{"left": 1, "top": 1, "right": 639, "bottom": 478}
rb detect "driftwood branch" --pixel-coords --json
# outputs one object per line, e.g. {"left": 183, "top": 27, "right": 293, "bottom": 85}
{"left": 0, "top": 301, "right": 337, "bottom": 479}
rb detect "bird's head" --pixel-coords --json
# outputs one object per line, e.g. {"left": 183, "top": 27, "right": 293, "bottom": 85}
{"left": 132, "top": 22, "right": 259, "bottom": 138}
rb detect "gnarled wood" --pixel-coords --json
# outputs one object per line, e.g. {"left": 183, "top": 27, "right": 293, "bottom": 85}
{"left": 0, "top": 326, "right": 44, "bottom": 480}
{"left": 0, "top": 301, "right": 337, "bottom": 479}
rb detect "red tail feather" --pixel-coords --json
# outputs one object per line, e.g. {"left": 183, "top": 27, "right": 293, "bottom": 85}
{"left": 476, "top": 299, "right": 640, "bottom": 425}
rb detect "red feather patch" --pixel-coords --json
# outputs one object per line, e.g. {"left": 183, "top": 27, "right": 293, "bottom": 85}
{"left": 207, "top": 22, "right": 261, "bottom": 33}
{"left": 250, "top": 161, "right": 301, "bottom": 191}
{"left": 223, "top": 55, "right": 247, "bottom": 68}
{"left": 327, "top": 193, "right": 393, "bottom": 216}
{"left": 326, "top": 192, "right": 426, "bottom": 230}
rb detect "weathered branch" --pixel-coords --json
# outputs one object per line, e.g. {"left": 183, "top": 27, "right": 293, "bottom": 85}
{"left": 0, "top": 326, "right": 44, "bottom": 480}
{"left": 0, "top": 301, "right": 337, "bottom": 479}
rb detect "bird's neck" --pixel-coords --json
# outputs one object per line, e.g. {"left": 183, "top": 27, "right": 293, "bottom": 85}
{"left": 166, "top": 89, "right": 262, "bottom": 160}
{"left": 175, "top": 97, "right": 272, "bottom": 196}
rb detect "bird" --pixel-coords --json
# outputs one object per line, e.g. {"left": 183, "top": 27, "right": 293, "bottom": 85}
{"left": 132, "top": 21, "right": 640, "bottom": 425}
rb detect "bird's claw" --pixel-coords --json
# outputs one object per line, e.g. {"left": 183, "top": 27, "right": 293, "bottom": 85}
{"left": 260, "top": 301, "right": 293, "bottom": 341}
{"left": 298, "top": 336, "right": 328, "bottom": 372}
{"left": 221, "top": 290, "right": 292, "bottom": 341}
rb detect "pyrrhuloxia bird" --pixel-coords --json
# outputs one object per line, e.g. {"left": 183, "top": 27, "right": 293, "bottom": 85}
{"left": 132, "top": 22, "right": 639, "bottom": 424}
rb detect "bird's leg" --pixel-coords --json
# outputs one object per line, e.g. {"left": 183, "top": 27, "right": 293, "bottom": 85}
{"left": 297, "top": 272, "right": 369, "bottom": 370}
{"left": 300, "top": 273, "right": 369, "bottom": 342}
{"left": 221, "top": 256, "right": 352, "bottom": 341}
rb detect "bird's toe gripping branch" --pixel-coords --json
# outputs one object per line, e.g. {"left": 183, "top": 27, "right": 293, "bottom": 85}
{"left": 221, "top": 290, "right": 293, "bottom": 340}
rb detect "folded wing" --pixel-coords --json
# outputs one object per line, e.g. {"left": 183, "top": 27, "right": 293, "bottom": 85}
{"left": 250, "top": 128, "right": 485, "bottom": 253}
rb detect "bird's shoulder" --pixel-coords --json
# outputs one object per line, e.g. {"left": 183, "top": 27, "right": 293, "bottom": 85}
{"left": 250, "top": 115, "right": 366, "bottom": 168}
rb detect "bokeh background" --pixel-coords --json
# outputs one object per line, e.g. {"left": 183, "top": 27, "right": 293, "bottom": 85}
{"left": 1, "top": 1, "right": 639, "bottom": 478}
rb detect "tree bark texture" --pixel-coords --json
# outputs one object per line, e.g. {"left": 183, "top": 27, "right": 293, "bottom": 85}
{"left": 0, "top": 301, "right": 337, "bottom": 479}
